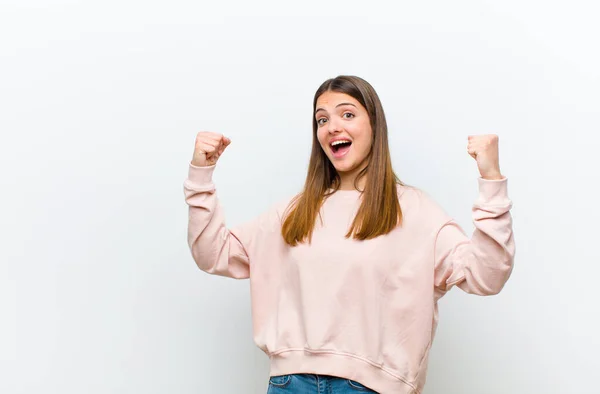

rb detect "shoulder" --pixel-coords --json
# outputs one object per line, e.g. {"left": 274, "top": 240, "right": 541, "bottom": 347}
{"left": 396, "top": 183, "right": 452, "bottom": 229}
{"left": 258, "top": 193, "right": 299, "bottom": 226}
{"left": 230, "top": 193, "right": 297, "bottom": 243}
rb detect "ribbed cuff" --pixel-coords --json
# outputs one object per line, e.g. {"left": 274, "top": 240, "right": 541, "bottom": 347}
{"left": 476, "top": 176, "right": 509, "bottom": 205}
{"left": 186, "top": 163, "right": 216, "bottom": 188}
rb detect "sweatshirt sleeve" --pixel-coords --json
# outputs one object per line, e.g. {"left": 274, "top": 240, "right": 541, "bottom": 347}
{"left": 433, "top": 177, "right": 515, "bottom": 296}
{"left": 183, "top": 163, "right": 253, "bottom": 279}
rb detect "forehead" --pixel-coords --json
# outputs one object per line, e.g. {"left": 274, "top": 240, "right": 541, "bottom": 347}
{"left": 315, "top": 91, "right": 359, "bottom": 107}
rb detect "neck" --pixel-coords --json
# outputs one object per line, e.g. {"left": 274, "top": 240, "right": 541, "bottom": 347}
{"left": 338, "top": 165, "right": 368, "bottom": 191}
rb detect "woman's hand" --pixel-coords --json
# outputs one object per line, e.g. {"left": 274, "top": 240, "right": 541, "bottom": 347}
{"left": 191, "top": 131, "right": 231, "bottom": 167}
{"left": 467, "top": 134, "right": 504, "bottom": 180}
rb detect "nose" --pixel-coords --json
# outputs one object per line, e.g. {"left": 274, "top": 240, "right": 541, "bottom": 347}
{"left": 327, "top": 118, "right": 342, "bottom": 134}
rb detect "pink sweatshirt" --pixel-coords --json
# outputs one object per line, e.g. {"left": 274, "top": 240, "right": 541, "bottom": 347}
{"left": 183, "top": 164, "right": 515, "bottom": 394}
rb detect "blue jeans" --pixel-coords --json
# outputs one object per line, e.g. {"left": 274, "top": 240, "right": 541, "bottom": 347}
{"left": 267, "top": 373, "right": 378, "bottom": 393}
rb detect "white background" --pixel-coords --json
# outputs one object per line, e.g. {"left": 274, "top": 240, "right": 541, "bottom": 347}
{"left": 2, "top": 1, "right": 599, "bottom": 393}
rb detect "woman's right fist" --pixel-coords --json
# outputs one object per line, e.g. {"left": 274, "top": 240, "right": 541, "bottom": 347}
{"left": 191, "top": 131, "right": 231, "bottom": 167}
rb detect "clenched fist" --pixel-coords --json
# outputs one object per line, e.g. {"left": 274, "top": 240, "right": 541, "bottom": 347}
{"left": 191, "top": 131, "right": 231, "bottom": 167}
{"left": 467, "top": 134, "right": 503, "bottom": 180}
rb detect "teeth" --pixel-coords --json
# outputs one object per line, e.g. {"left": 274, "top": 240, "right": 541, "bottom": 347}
{"left": 331, "top": 140, "right": 351, "bottom": 146}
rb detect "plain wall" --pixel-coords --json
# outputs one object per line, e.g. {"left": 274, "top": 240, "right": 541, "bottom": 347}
{"left": 2, "top": 0, "right": 599, "bottom": 393}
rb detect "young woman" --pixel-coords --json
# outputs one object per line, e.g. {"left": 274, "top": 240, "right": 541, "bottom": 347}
{"left": 183, "top": 75, "right": 515, "bottom": 394}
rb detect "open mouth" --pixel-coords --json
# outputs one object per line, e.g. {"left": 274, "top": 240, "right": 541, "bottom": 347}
{"left": 330, "top": 140, "right": 352, "bottom": 158}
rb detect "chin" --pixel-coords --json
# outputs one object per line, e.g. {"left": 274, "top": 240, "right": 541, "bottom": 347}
{"left": 332, "top": 161, "right": 356, "bottom": 174}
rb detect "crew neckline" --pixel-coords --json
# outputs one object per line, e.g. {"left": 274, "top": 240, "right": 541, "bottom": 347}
{"left": 325, "top": 188, "right": 364, "bottom": 199}
{"left": 326, "top": 188, "right": 363, "bottom": 193}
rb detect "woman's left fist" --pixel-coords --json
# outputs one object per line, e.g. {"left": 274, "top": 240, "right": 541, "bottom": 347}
{"left": 467, "top": 134, "right": 504, "bottom": 180}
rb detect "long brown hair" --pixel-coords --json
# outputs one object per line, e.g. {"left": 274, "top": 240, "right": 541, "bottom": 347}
{"left": 281, "top": 75, "right": 404, "bottom": 246}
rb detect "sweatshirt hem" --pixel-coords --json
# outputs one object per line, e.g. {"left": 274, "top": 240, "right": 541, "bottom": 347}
{"left": 268, "top": 348, "right": 420, "bottom": 394}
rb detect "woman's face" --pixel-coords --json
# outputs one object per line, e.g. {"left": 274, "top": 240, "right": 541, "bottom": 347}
{"left": 315, "top": 91, "right": 373, "bottom": 177}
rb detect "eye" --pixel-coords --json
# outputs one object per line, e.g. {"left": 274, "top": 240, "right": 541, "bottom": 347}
{"left": 317, "top": 118, "right": 327, "bottom": 126}
{"left": 343, "top": 112, "right": 355, "bottom": 119}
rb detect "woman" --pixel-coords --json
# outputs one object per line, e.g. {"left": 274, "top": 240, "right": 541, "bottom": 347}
{"left": 183, "top": 75, "right": 515, "bottom": 393}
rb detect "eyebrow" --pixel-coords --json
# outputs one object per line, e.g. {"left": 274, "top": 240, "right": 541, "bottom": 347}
{"left": 315, "top": 102, "right": 357, "bottom": 115}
